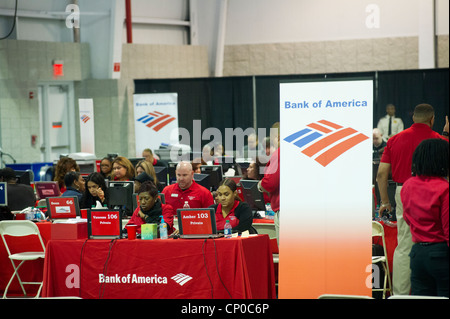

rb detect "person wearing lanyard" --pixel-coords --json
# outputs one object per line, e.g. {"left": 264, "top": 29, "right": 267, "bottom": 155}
{"left": 161, "top": 161, "right": 214, "bottom": 213}
{"left": 377, "top": 104, "right": 449, "bottom": 295}
{"left": 401, "top": 139, "right": 448, "bottom": 297}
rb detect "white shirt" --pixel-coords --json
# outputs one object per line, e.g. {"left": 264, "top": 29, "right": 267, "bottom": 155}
{"left": 377, "top": 115, "right": 404, "bottom": 142}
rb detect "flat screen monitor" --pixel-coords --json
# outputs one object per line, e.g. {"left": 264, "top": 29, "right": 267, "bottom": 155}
{"left": 200, "top": 165, "right": 223, "bottom": 191}
{"left": 236, "top": 162, "right": 251, "bottom": 177}
{"left": 129, "top": 157, "right": 145, "bottom": 168}
{"left": 46, "top": 196, "right": 80, "bottom": 219}
{"left": 239, "top": 179, "right": 265, "bottom": 211}
{"left": 35, "top": 181, "right": 61, "bottom": 199}
{"left": 213, "top": 156, "right": 240, "bottom": 176}
{"left": 108, "top": 181, "right": 134, "bottom": 217}
{"left": 154, "top": 165, "right": 168, "bottom": 186}
{"left": 0, "top": 182, "right": 7, "bottom": 206}
{"left": 15, "top": 170, "right": 33, "bottom": 185}
{"left": 168, "top": 162, "right": 178, "bottom": 184}
{"left": 193, "top": 173, "right": 210, "bottom": 191}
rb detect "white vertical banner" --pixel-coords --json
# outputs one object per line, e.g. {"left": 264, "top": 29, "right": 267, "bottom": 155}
{"left": 78, "top": 98, "right": 95, "bottom": 155}
{"left": 133, "top": 93, "right": 179, "bottom": 157}
{"left": 279, "top": 79, "right": 373, "bottom": 298}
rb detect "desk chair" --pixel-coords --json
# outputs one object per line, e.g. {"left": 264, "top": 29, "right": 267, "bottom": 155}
{"left": 372, "top": 221, "right": 392, "bottom": 299}
{"left": 0, "top": 220, "right": 46, "bottom": 298}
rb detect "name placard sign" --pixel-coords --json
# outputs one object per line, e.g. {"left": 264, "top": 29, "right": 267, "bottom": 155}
{"left": 87, "top": 209, "right": 122, "bottom": 239}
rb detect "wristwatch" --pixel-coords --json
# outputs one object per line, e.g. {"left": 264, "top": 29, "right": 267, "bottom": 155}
{"left": 442, "top": 131, "right": 449, "bottom": 136}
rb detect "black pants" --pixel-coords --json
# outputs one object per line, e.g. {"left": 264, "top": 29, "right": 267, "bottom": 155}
{"left": 409, "top": 242, "right": 449, "bottom": 297}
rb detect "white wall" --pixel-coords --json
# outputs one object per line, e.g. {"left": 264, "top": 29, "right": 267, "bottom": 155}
{"left": 224, "top": 0, "right": 448, "bottom": 45}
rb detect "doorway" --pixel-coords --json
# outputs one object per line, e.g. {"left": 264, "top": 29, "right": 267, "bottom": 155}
{"left": 38, "top": 82, "right": 76, "bottom": 162}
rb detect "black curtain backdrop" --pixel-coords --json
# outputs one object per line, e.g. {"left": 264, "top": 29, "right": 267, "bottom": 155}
{"left": 134, "top": 68, "right": 449, "bottom": 150}
{"left": 376, "top": 69, "right": 449, "bottom": 132}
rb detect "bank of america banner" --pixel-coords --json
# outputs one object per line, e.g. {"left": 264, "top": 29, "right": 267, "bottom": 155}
{"left": 133, "top": 93, "right": 179, "bottom": 157}
{"left": 279, "top": 79, "right": 373, "bottom": 298}
{"left": 79, "top": 99, "right": 95, "bottom": 155}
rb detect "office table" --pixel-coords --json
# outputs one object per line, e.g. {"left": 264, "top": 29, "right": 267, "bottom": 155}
{"left": 42, "top": 235, "right": 276, "bottom": 299}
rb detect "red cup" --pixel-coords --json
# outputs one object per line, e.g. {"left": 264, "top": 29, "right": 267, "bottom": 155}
{"left": 126, "top": 224, "right": 137, "bottom": 240}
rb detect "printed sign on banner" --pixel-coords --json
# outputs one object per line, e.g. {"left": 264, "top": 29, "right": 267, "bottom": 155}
{"left": 133, "top": 93, "right": 179, "bottom": 157}
{"left": 78, "top": 99, "right": 95, "bottom": 155}
{"left": 279, "top": 79, "right": 373, "bottom": 298}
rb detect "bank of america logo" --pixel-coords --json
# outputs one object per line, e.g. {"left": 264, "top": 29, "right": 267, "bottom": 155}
{"left": 284, "top": 120, "right": 369, "bottom": 167}
{"left": 171, "top": 273, "right": 193, "bottom": 286}
{"left": 80, "top": 114, "right": 90, "bottom": 123}
{"left": 137, "top": 111, "right": 176, "bottom": 132}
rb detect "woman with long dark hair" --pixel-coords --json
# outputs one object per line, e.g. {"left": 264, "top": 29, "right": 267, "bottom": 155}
{"left": 80, "top": 172, "right": 108, "bottom": 209}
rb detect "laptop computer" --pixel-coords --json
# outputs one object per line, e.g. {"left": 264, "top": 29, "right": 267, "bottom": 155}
{"left": 46, "top": 196, "right": 80, "bottom": 220}
{"left": 35, "top": 181, "right": 61, "bottom": 200}
{"left": 176, "top": 208, "right": 222, "bottom": 239}
{"left": 87, "top": 208, "right": 122, "bottom": 239}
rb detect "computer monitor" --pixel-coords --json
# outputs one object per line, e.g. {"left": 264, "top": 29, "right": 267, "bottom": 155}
{"left": 200, "top": 165, "right": 223, "bottom": 191}
{"left": 0, "top": 182, "right": 7, "bottom": 206}
{"left": 213, "top": 156, "right": 240, "bottom": 176}
{"left": 35, "top": 181, "right": 61, "bottom": 200}
{"left": 154, "top": 165, "right": 168, "bottom": 187}
{"left": 236, "top": 161, "right": 251, "bottom": 177}
{"left": 168, "top": 162, "right": 178, "bottom": 184}
{"left": 239, "top": 179, "right": 265, "bottom": 211}
{"left": 129, "top": 157, "right": 145, "bottom": 168}
{"left": 15, "top": 170, "right": 33, "bottom": 185}
{"left": 193, "top": 173, "right": 210, "bottom": 191}
{"left": 108, "top": 181, "right": 134, "bottom": 217}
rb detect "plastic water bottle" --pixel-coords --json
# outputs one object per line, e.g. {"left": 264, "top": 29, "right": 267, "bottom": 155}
{"left": 265, "top": 203, "right": 275, "bottom": 220}
{"left": 160, "top": 216, "right": 168, "bottom": 239}
{"left": 183, "top": 201, "right": 190, "bottom": 209}
{"left": 224, "top": 220, "right": 232, "bottom": 238}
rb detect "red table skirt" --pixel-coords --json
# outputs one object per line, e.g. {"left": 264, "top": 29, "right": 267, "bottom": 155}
{"left": 373, "top": 221, "right": 398, "bottom": 274}
{"left": 42, "top": 235, "right": 276, "bottom": 299}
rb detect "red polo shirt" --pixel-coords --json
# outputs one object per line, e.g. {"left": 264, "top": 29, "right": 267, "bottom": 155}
{"left": 380, "top": 124, "right": 445, "bottom": 184}
{"left": 260, "top": 148, "right": 280, "bottom": 211}
{"left": 161, "top": 180, "right": 214, "bottom": 213}
{"left": 401, "top": 176, "right": 449, "bottom": 245}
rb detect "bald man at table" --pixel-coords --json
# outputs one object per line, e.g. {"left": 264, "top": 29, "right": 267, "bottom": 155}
{"left": 161, "top": 161, "right": 214, "bottom": 213}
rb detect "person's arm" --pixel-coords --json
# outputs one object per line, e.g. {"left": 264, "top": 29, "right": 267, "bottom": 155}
{"left": 232, "top": 202, "right": 253, "bottom": 233}
{"left": 376, "top": 162, "right": 392, "bottom": 215}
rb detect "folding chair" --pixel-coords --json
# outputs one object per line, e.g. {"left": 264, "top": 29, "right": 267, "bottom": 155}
{"left": 372, "top": 221, "right": 392, "bottom": 299}
{"left": 0, "top": 220, "right": 46, "bottom": 298}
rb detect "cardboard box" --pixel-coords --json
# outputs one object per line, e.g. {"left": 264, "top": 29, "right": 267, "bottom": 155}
{"left": 51, "top": 222, "right": 88, "bottom": 240}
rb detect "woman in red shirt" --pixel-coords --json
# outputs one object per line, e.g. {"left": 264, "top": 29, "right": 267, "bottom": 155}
{"left": 401, "top": 138, "right": 449, "bottom": 297}
{"left": 210, "top": 178, "right": 254, "bottom": 234}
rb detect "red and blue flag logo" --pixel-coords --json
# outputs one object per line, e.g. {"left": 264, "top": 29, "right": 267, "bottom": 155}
{"left": 137, "top": 111, "right": 176, "bottom": 132}
{"left": 284, "top": 120, "right": 369, "bottom": 167}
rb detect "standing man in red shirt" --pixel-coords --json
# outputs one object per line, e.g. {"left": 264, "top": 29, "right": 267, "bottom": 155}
{"left": 377, "top": 104, "right": 449, "bottom": 295}
{"left": 161, "top": 161, "right": 214, "bottom": 213}
{"left": 258, "top": 122, "right": 280, "bottom": 244}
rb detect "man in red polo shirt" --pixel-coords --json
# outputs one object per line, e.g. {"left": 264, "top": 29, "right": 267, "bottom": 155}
{"left": 161, "top": 161, "right": 214, "bottom": 213}
{"left": 377, "top": 104, "right": 449, "bottom": 295}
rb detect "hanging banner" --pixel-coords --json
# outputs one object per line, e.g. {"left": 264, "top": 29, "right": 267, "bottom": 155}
{"left": 133, "top": 93, "right": 179, "bottom": 157}
{"left": 279, "top": 79, "right": 373, "bottom": 298}
{"left": 78, "top": 99, "right": 95, "bottom": 155}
